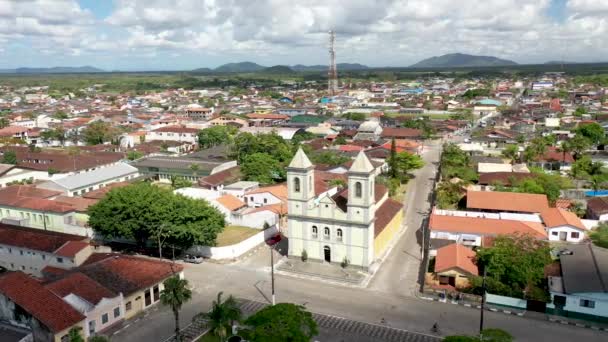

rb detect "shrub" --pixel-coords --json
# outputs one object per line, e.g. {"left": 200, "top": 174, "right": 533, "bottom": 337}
{"left": 301, "top": 249, "right": 308, "bottom": 262}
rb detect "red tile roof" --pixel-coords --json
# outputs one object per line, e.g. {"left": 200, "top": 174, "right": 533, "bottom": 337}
{"left": 246, "top": 113, "right": 289, "bottom": 120}
{"left": 540, "top": 208, "right": 585, "bottom": 230}
{"left": 374, "top": 198, "right": 403, "bottom": 238}
{"left": 380, "top": 127, "right": 422, "bottom": 139}
{"left": 46, "top": 272, "right": 116, "bottom": 305}
{"left": 215, "top": 194, "right": 247, "bottom": 211}
{"left": 54, "top": 241, "right": 90, "bottom": 258}
{"left": 466, "top": 190, "right": 549, "bottom": 213}
{"left": 434, "top": 243, "right": 478, "bottom": 276}
{"left": 429, "top": 214, "right": 547, "bottom": 239}
{"left": 152, "top": 125, "right": 199, "bottom": 134}
{"left": 198, "top": 166, "right": 241, "bottom": 188}
{"left": 536, "top": 147, "right": 574, "bottom": 163}
{"left": 0, "top": 272, "right": 85, "bottom": 333}
{"left": 0, "top": 223, "right": 88, "bottom": 254}
{"left": 78, "top": 254, "right": 183, "bottom": 296}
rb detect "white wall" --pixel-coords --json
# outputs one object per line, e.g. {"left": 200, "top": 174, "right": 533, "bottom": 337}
{"left": 244, "top": 192, "right": 282, "bottom": 208}
{"left": 186, "top": 226, "right": 278, "bottom": 260}
{"left": 547, "top": 225, "right": 585, "bottom": 243}
{"left": 486, "top": 293, "right": 527, "bottom": 309}
{"left": 551, "top": 292, "right": 608, "bottom": 318}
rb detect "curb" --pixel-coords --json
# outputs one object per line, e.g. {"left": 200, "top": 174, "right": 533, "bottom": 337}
{"left": 420, "top": 295, "right": 608, "bottom": 332}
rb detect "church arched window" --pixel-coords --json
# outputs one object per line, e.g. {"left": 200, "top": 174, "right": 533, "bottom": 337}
{"left": 294, "top": 177, "right": 301, "bottom": 193}
{"left": 355, "top": 182, "right": 362, "bottom": 198}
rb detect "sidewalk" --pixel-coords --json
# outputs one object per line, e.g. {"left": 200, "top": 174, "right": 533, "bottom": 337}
{"left": 275, "top": 257, "right": 369, "bottom": 286}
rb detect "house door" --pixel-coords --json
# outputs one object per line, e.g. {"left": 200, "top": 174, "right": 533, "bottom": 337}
{"left": 559, "top": 232, "right": 567, "bottom": 241}
{"left": 323, "top": 246, "right": 331, "bottom": 263}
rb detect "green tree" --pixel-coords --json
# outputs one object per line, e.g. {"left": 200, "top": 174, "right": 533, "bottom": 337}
{"left": 41, "top": 127, "right": 66, "bottom": 144}
{"left": 309, "top": 151, "right": 349, "bottom": 167}
{"left": 194, "top": 292, "right": 242, "bottom": 341}
{"left": 501, "top": 144, "right": 519, "bottom": 164}
{"left": 87, "top": 182, "right": 225, "bottom": 248}
{"left": 231, "top": 132, "right": 293, "bottom": 165}
{"left": 576, "top": 122, "right": 605, "bottom": 146}
{"left": 574, "top": 106, "right": 587, "bottom": 117}
{"left": 198, "top": 126, "right": 237, "bottom": 149}
{"left": 127, "top": 150, "right": 144, "bottom": 161}
{"left": 388, "top": 138, "right": 398, "bottom": 179}
{"left": 0, "top": 117, "right": 9, "bottom": 128}
{"left": 569, "top": 134, "right": 591, "bottom": 158}
{"left": 67, "top": 326, "right": 84, "bottom": 342}
{"left": 2, "top": 150, "right": 17, "bottom": 164}
{"left": 88, "top": 336, "right": 109, "bottom": 342}
{"left": 53, "top": 110, "right": 69, "bottom": 120}
{"left": 557, "top": 141, "right": 573, "bottom": 163}
{"left": 333, "top": 135, "right": 347, "bottom": 145}
{"left": 82, "top": 121, "right": 119, "bottom": 145}
{"left": 436, "top": 181, "right": 465, "bottom": 209}
{"left": 170, "top": 176, "right": 193, "bottom": 189}
{"left": 244, "top": 303, "right": 318, "bottom": 342}
{"left": 473, "top": 234, "right": 552, "bottom": 301}
{"left": 589, "top": 223, "right": 608, "bottom": 248}
{"left": 160, "top": 276, "right": 192, "bottom": 342}
{"left": 241, "top": 153, "right": 284, "bottom": 184}
{"left": 393, "top": 151, "right": 424, "bottom": 181}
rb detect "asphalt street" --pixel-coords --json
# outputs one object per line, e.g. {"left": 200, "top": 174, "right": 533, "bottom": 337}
{"left": 110, "top": 140, "right": 607, "bottom": 342}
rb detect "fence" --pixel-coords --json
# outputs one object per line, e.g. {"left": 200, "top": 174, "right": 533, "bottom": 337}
{"left": 486, "top": 293, "right": 527, "bottom": 310}
{"left": 186, "top": 226, "right": 278, "bottom": 260}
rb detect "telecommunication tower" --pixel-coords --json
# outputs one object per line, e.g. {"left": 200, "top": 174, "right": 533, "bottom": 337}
{"left": 328, "top": 30, "right": 338, "bottom": 95}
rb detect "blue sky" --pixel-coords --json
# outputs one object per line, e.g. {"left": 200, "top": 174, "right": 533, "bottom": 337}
{"left": 1, "top": 0, "right": 607, "bottom": 71}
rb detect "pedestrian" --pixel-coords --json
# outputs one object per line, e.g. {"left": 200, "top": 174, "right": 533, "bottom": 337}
{"left": 431, "top": 322, "right": 439, "bottom": 333}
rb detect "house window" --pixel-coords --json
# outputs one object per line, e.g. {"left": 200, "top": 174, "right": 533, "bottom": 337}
{"left": 571, "top": 232, "right": 580, "bottom": 239}
{"left": 264, "top": 198, "right": 268, "bottom": 204}
{"left": 89, "top": 320, "right": 96, "bottom": 334}
{"left": 61, "top": 334, "right": 69, "bottom": 342}
{"left": 324, "top": 227, "right": 330, "bottom": 239}
{"left": 102, "top": 313, "right": 109, "bottom": 324}
{"left": 57, "top": 257, "right": 63, "bottom": 263}
{"left": 294, "top": 177, "right": 301, "bottom": 193}
{"left": 153, "top": 285, "right": 160, "bottom": 302}
{"left": 355, "top": 182, "right": 362, "bottom": 198}
{"left": 580, "top": 299, "right": 595, "bottom": 308}
{"left": 20, "top": 250, "right": 23, "bottom": 255}
{"left": 114, "top": 307, "right": 120, "bottom": 318}
{"left": 551, "top": 231, "right": 558, "bottom": 236}
{"left": 337, "top": 229, "right": 343, "bottom": 242}
{"left": 42, "top": 254, "right": 46, "bottom": 260}
{"left": 126, "top": 301, "right": 132, "bottom": 311}
{"left": 312, "top": 226, "right": 318, "bottom": 238}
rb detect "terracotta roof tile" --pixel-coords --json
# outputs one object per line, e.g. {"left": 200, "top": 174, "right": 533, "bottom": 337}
{"left": 46, "top": 272, "right": 116, "bottom": 305}
{"left": 374, "top": 198, "right": 402, "bottom": 238}
{"left": 0, "top": 223, "right": 88, "bottom": 253}
{"left": 247, "top": 184, "right": 288, "bottom": 201}
{"left": 541, "top": 208, "right": 585, "bottom": 230}
{"left": 429, "top": 214, "right": 547, "bottom": 239}
{"left": 54, "top": 241, "right": 90, "bottom": 258}
{"left": 245, "top": 113, "right": 289, "bottom": 120}
{"left": 0, "top": 272, "right": 85, "bottom": 333}
{"left": 215, "top": 194, "right": 247, "bottom": 211}
{"left": 466, "top": 190, "right": 549, "bottom": 213}
{"left": 434, "top": 243, "right": 478, "bottom": 276}
{"left": 380, "top": 127, "right": 422, "bottom": 139}
{"left": 198, "top": 166, "right": 241, "bottom": 187}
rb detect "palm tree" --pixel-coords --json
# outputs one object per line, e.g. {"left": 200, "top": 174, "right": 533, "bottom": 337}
{"left": 194, "top": 292, "right": 242, "bottom": 341}
{"left": 558, "top": 141, "right": 572, "bottom": 164}
{"left": 160, "top": 276, "right": 192, "bottom": 342}
{"left": 189, "top": 163, "right": 200, "bottom": 179}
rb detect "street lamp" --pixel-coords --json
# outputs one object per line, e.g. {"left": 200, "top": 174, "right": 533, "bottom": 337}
{"left": 479, "top": 265, "right": 488, "bottom": 339}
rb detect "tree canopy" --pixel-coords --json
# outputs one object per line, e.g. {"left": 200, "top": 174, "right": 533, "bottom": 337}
{"left": 244, "top": 303, "right": 318, "bottom": 342}
{"left": 1, "top": 150, "right": 17, "bottom": 165}
{"left": 575, "top": 122, "right": 605, "bottom": 146}
{"left": 82, "top": 121, "right": 120, "bottom": 145}
{"left": 160, "top": 276, "right": 192, "bottom": 342}
{"left": 590, "top": 223, "right": 608, "bottom": 248}
{"left": 309, "top": 150, "right": 350, "bottom": 167}
{"left": 232, "top": 132, "right": 294, "bottom": 183}
{"left": 198, "top": 125, "right": 237, "bottom": 149}
{"left": 472, "top": 234, "right": 552, "bottom": 301}
{"left": 87, "top": 182, "right": 225, "bottom": 249}
{"left": 241, "top": 152, "right": 285, "bottom": 184}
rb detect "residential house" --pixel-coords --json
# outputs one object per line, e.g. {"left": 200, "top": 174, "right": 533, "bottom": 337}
{"left": 208, "top": 115, "right": 249, "bottom": 128}
{"left": 37, "top": 163, "right": 139, "bottom": 197}
{"left": 0, "top": 223, "right": 95, "bottom": 276}
{"left": 548, "top": 244, "right": 608, "bottom": 321}
{"left": 132, "top": 152, "right": 236, "bottom": 183}
{"left": 466, "top": 190, "right": 550, "bottom": 214}
{"left": 380, "top": 127, "right": 423, "bottom": 140}
{"left": 245, "top": 113, "right": 289, "bottom": 127}
{"left": 0, "top": 271, "right": 86, "bottom": 342}
{"left": 244, "top": 184, "right": 287, "bottom": 208}
{"left": 198, "top": 166, "right": 241, "bottom": 191}
{"left": 542, "top": 208, "right": 587, "bottom": 243}
{"left": 184, "top": 107, "right": 213, "bottom": 120}
{"left": 586, "top": 196, "right": 608, "bottom": 221}
{"left": 354, "top": 120, "right": 383, "bottom": 141}
{"left": 429, "top": 243, "right": 478, "bottom": 289}
{"left": 531, "top": 147, "right": 574, "bottom": 171}
{"left": 145, "top": 126, "right": 199, "bottom": 151}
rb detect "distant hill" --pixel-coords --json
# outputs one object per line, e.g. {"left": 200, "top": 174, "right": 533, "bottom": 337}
{"left": 544, "top": 61, "right": 577, "bottom": 65}
{"left": 260, "top": 65, "right": 295, "bottom": 74}
{"left": 13, "top": 66, "right": 104, "bottom": 73}
{"left": 410, "top": 53, "right": 518, "bottom": 68}
{"left": 191, "top": 67, "right": 212, "bottom": 73}
{"left": 291, "top": 63, "right": 369, "bottom": 71}
{"left": 214, "top": 62, "right": 265, "bottom": 73}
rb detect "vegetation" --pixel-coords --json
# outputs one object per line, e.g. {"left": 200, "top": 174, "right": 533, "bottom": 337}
{"left": 462, "top": 88, "right": 490, "bottom": 99}
{"left": 309, "top": 150, "right": 350, "bottom": 166}
{"left": 170, "top": 176, "right": 193, "bottom": 189}
{"left": 241, "top": 152, "right": 285, "bottom": 184}
{"left": 494, "top": 170, "right": 571, "bottom": 205}
{"left": 161, "top": 276, "right": 193, "bottom": 342}
{"left": 401, "top": 118, "right": 435, "bottom": 138}
{"left": 342, "top": 112, "right": 366, "bottom": 121}
{"left": 67, "top": 326, "right": 84, "bottom": 342}
{"left": 501, "top": 144, "right": 519, "bottom": 164}
{"left": 127, "top": 150, "right": 144, "bottom": 161}
{"left": 589, "top": 223, "right": 608, "bottom": 248}
{"left": 198, "top": 126, "right": 237, "bottom": 149}
{"left": 87, "top": 182, "right": 225, "bottom": 249}
{"left": 82, "top": 121, "right": 120, "bottom": 145}
{"left": 1, "top": 150, "right": 17, "bottom": 164}
{"left": 471, "top": 234, "right": 552, "bottom": 302}
{"left": 440, "top": 143, "right": 477, "bottom": 182}
{"left": 232, "top": 132, "right": 294, "bottom": 183}
{"left": 194, "top": 292, "right": 242, "bottom": 341}
{"left": 575, "top": 122, "right": 605, "bottom": 146}
{"left": 216, "top": 226, "right": 259, "bottom": 246}
{"left": 41, "top": 127, "right": 66, "bottom": 144}
{"left": 244, "top": 303, "right": 318, "bottom": 342}
{"left": 444, "top": 328, "right": 513, "bottom": 342}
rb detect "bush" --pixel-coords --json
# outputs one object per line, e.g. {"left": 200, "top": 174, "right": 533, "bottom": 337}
{"left": 301, "top": 249, "right": 308, "bottom": 262}
{"left": 341, "top": 257, "right": 349, "bottom": 268}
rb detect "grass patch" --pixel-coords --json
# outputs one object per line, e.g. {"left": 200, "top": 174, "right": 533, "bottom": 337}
{"left": 216, "top": 225, "right": 260, "bottom": 246}
{"left": 390, "top": 183, "right": 408, "bottom": 202}
{"left": 196, "top": 332, "right": 221, "bottom": 342}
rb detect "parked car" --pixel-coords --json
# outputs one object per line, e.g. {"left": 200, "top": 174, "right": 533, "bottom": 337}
{"left": 266, "top": 233, "right": 282, "bottom": 246}
{"left": 183, "top": 254, "right": 204, "bottom": 264}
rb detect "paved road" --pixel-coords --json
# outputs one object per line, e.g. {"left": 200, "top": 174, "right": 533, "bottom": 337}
{"left": 110, "top": 140, "right": 607, "bottom": 342}
{"left": 369, "top": 140, "right": 441, "bottom": 296}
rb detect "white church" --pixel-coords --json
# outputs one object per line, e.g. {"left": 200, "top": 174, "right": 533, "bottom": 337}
{"left": 286, "top": 148, "right": 403, "bottom": 270}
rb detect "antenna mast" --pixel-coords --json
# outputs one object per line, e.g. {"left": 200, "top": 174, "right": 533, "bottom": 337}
{"left": 328, "top": 30, "right": 338, "bottom": 95}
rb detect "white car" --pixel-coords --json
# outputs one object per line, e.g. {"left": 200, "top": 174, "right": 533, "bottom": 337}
{"left": 183, "top": 254, "right": 204, "bottom": 264}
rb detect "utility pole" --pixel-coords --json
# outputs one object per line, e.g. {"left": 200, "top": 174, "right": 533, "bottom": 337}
{"left": 479, "top": 266, "right": 487, "bottom": 339}
{"left": 271, "top": 244, "right": 275, "bottom": 305}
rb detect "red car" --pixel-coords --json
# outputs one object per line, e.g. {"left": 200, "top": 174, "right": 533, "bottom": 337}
{"left": 266, "top": 233, "right": 282, "bottom": 246}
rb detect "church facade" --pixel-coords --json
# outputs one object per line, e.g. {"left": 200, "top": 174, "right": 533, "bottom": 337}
{"left": 286, "top": 148, "right": 403, "bottom": 270}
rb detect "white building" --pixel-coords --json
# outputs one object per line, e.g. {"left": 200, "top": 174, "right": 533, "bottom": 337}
{"left": 286, "top": 149, "right": 403, "bottom": 269}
